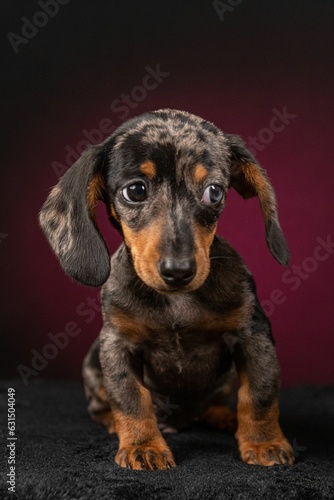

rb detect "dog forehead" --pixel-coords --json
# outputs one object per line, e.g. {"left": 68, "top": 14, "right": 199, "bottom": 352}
{"left": 114, "top": 110, "right": 220, "bottom": 150}
{"left": 111, "top": 110, "right": 229, "bottom": 179}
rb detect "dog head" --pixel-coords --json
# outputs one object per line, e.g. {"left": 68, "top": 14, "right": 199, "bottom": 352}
{"left": 39, "top": 109, "right": 289, "bottom": 290}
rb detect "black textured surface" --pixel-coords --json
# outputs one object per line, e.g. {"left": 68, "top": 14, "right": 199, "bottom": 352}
{"left": 1, "top": 380, "right": 333, "bottom": 500}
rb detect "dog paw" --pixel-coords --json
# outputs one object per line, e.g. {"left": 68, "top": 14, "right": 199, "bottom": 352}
{"left": 239, "top": 438, "right": 295, "bottom": 466}
{"left": 116, "top": 442, "right": 176, "bottom": 470}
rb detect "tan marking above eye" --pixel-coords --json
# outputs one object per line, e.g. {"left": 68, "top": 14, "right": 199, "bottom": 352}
{"left": 194, "top": 164, "right": 209, "bottom": 183}
{"left": 140, "top": 161, "right": 156, "bottom": 179}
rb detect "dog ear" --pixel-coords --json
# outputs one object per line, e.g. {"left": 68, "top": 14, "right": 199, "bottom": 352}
{"left": 227, "top": 134, "right": 289, "bottom": 266}
{"left": 39, "top": 146, "right": 111, "bottom": 286}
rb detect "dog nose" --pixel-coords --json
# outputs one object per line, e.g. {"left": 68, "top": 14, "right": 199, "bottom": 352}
{"left": 158, "top": 258, "right": 196, "bottom": 287}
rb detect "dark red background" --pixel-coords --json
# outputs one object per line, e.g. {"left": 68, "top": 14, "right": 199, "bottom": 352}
{"left": 1, "top": 1, "right": 333, "bottom": 385}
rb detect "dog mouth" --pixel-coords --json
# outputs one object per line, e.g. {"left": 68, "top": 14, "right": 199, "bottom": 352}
{"left": 153, "top": 284, "right": 192, "bottom": 295}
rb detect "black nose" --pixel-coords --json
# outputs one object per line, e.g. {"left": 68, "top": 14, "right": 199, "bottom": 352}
{"left": 158, "top": 258, "right": 196, "bottom": 288}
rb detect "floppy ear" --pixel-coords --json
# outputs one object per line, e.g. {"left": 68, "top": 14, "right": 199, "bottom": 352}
{"left": 39, "top": 146, "right": 111, "bottom": 286}
{"left": 227, "top": 134, "right": 289, "bottom": 266}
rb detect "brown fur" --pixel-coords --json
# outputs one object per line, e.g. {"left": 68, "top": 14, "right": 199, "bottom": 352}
{"left": 110, "top": 306, "right": 149, "bottom": 342}
{"left": 236, "top": 374, "right": 294, "bottom": 465}
{"left": 200, "top": 405, "right": 237, "bottom": 433}
{"left": 39, "top": 109, "right": 293, "bottom": 470}
{"left": 111, "top": 384, "right": 176, "bottom": 470}
{"left": 194, "top": 164, "right": 208, "bottom": 183}
{"left": 243, "top": 163, "right": 275, "bottom": 220}
{"left": 120, "top": 219, "right": 165, "bottom": 291}
{"left": 87, "top": 173, "right": 105, "bottom": 216}
{"left": 140, "top": 161, "right": 157, "bottom": 179}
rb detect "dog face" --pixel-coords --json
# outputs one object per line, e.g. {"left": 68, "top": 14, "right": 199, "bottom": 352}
{"left": 39, "top": 109, "right": 289, "bottom": 289}
{"left": 105, "top": 111, "right": 231, "bottom": 293}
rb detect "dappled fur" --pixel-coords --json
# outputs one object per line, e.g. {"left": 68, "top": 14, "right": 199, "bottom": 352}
{"left": 39, "top": 109, "right": 294, "bottom": 470}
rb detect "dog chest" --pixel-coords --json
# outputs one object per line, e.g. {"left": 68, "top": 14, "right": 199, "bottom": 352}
{"left": 141, "top": 324, "right": 233, "bottom": 394}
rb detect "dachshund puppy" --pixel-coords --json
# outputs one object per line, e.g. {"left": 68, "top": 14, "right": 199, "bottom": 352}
{"left": 39, "top": 109, "right": 295, "bottom": 470}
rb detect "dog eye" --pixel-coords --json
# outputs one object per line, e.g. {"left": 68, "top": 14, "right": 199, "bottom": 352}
{"left": 122, "top": 183, "right": 147, "bottom": 203}
{"left": 201, "top": 185, "right": 223, "bottom": 205}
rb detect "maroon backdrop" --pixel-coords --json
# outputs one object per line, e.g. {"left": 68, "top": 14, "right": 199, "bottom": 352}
{"left": 1, "top": 1, "right": 333, "bottom": 386}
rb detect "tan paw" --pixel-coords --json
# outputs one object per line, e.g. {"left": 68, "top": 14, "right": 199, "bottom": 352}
{"left": 116, "top": 442, "right": 176, "bottom": 470}
{"left": 239, "top": 438, "right": 295, "bottom": 466}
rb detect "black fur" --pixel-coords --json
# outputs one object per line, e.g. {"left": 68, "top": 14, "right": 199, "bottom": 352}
{"left": 39, "top": 109, "right": 294, "bottom": 470}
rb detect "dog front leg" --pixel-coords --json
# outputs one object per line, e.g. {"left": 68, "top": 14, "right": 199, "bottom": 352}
{"left": 99, "top": 327, "right": 176, "bottom": 470}
{"left": 233, "top": 330, "right": 295, "bottom": 466}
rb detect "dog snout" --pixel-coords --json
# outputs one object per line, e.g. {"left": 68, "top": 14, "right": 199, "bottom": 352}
{"left": 158, "top": 257, "right": 196, "bottom": 288}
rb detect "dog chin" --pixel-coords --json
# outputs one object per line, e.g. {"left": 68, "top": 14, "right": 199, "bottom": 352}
{"left": 149, "top": 280, "right": 205, "bottom": 295}
{"left": 154, "top": 287, "right": 187, "bottom": 295}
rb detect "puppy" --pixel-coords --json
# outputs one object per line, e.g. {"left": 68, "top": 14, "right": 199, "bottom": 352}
{"left": 39, "top": 109, "right": 295, "bottom": 470}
